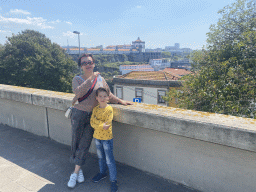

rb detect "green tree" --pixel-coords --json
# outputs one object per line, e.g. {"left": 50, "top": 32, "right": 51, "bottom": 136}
{"left": 0, "top": 30, "right": 77, "bottom": 93}
{"left": 165, "top": 0, "right": 256, "bottom": 118}
{"left": 162, "top": 51, "right": 172, "bottom": 58}
{"left": 189, "top": 49, "right": 208, "bottom": 71}
{"left": 0, "top": 44, "right": 4, "bottom": 52}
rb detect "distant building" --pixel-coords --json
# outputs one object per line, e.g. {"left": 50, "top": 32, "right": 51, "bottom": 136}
{"left": 63, "top": 37, "right": 161, "bottom": 62}
{"left": 161, "top": 58, "right": 171, "bottom": 69}
{"left": 113, "top": 71, "right": 182, "bottom": 106}
{"left": 106, "top": 37, "right": 145, "bottom": 52}
{"left": 145, "top": 48, "right": 162, "bottom": 52}
{"left": 106, "top": 44, "right": 132, "bottom": 49}
{"left": 149, "top": 58, "right": 171, "bottom": 71}
{"left": 119, "top": 64, "right": 154, "bottom": 75}
{"left": 149, "top": 59, "right": 162, "bottom": 66}
{"left": 165, "top": 43, "right": 180, "bottom": 50}
{"left": 132, "top": 37, "right": 145, "bottom": 52}
{"left": 170, "top": 59, "right": 191, "bottom": 70}
{"left": 165, "top": 43, "right": 192, "bottom": 56}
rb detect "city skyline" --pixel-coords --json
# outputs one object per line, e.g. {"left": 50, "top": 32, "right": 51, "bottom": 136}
{"left": 0, "top": 0, "right": 238, "bottom": 50}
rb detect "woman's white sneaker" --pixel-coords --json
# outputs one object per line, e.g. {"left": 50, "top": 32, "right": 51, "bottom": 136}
{"left": 67, "top": 173, "right": 78, "bottom": 188}
{"left": 77, "top": 169, "right": 85, "bottom": 183}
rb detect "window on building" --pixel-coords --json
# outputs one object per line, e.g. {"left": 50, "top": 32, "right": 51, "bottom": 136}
{"left": 116, "top": 86, "right": 123, "bottom": 99}
{"left": 135, "top": 88, "right": 143, "bottom": 102}
{"left": 158, "top": 90, "right": 166, "bottom": 104}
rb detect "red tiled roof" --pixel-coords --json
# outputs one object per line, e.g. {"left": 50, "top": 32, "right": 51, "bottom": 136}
{"left": 103, "top": 49, "right": 115, "bottom": 51}
{"left": 118, "top": 71, "right": 180, "bottom": 80}
{"left": 118, "top": 49, "right": 131, "bottom": 51}
{"left": 87, "top": 49, "right": 100, "bottom": 51}
{"left": 124, "top": 68, "right": 154, "bottom": 71}
{"left": 162, "top": 68, "right": 193, "bottom": 76}
{"left": 106, "top": 45, "right": 132, "bottom": 48}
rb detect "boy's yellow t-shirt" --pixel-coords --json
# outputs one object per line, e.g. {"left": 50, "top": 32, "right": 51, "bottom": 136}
{"left": 90, "top": 105, "right": 114, "bottom": 140}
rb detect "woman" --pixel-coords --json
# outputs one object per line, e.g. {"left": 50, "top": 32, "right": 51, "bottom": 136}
{"left": 67, "top": 53, "right": 132, "bottom": 188}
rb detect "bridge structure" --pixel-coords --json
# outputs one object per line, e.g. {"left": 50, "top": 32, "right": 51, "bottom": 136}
{"left": 63, "top": 48, "right": 162, "bottom": 62}
{"left": 0, "top": 84, "right": 256, "bottom": 192}
{"left": 64, "top": 48, "right": 139, "bottom": 55}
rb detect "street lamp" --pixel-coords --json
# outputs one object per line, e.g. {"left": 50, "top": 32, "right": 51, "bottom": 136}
{"left": 73, "top": 31, "right": 81, "bottom": 74}
{"left": 73, "top": 31, "right": 80, "bottom": 57}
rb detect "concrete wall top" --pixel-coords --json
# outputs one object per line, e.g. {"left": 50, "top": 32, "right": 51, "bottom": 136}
{"left": 112, "top": 103, "right": 256, "bottom": 152}
{"left": 0, "top": 84, "right": 74, "bottom": 111}
{"left": 1, "top": 84, "right": 256, "bottom": 152}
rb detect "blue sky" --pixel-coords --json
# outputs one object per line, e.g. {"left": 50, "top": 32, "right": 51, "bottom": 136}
{"left": 0, "top": 0, "right": 238, "bottom": 50}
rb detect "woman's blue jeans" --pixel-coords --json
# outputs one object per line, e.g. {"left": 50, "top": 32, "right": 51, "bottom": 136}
{"left": 95, "top": 139, "right": 117, "bottom": 181}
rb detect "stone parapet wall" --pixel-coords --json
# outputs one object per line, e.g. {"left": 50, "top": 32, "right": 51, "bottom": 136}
{"left": 1, "top": 84, "right": 256, "bottom": 192}
{"left": 1, "top": 84, "right": 256, "bottom": 152}
{"left": 0, "top": 84, "right": 73, "bottom": 110}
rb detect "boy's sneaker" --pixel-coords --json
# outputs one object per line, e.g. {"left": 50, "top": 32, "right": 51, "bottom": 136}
{"left": 92, "top": 173, "right": 107, "bottom": 183}
{"left": 111, "top": 180, "right": 118, "bottom": 192}
{"left": 67, "top": 173, "right": 78, "bottom": 188}
{"left": 77, "top": 169, "right": 84, "bottom": 183}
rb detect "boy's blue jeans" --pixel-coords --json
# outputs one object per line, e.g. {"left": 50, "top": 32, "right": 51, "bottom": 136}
{"left": 95, "top": 138, "right": 117, "bottom": 181}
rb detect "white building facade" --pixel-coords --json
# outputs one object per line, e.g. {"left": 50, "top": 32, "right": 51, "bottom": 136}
{"left": 149, "top": 59, "right": 162, "bottom": 66}
{"left": 119, "top": 64, "right": 154, "bottom": 75}
{"left": 113, "top": 72, "right": 182, "bottom": 106}
{"left": 114, "top": 84, "right": 168, "bottom": 106}
{"left": 149, "top": 58, "right": 171, "bottom": 71}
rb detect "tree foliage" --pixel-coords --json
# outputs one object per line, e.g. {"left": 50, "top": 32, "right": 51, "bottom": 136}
{"left": 162, "top": 51, "right": 185, "bottom": 61}
{"left": 161, "top": 51, "right": 172, "bottom": 58}
{"left": 0, "top": 30, "right": 77, "bottom": 93}
{"left": 189, "top": 49, "right": 208, "bottom": 71}
{"left": 165, "top": 0, "right": 256, "bottom": 118}
{"left": 93, "top": 54, "right": 128, "bottom": 66}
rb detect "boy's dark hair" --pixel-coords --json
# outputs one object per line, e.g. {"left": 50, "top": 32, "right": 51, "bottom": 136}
{"left": 78, "top": 53, "right": 95, "bottom": 67}
{"left": 96, "top": 87, "right": 109, "bottom": 96}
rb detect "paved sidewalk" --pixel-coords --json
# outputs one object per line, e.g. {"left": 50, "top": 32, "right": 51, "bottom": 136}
{"left": 0, "top": 124, "right": 199, "bottom": 192}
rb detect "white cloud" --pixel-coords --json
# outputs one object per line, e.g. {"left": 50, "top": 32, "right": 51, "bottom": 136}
{"left": 0, "top": 16, "right": 54, "bottom": 29}
{"left": 10, "top": 9, "right": 31, "bottom": 15}
{"left": 136, "top": 6, "right": 142, "bottom": 8}
{"left": 0, "top": 30, "right": 12, "bottom": 33}
{"left": 49, "top": 20, "right": 72, "bottom": 25}
{"left": 63, "top": 31, "right": 76, "bottom": 38}
{"left": 49, "top": 19, "right": 61, "bottom": 24}
{"left": 63, "top": 31, "right": 86, "bottom": 38}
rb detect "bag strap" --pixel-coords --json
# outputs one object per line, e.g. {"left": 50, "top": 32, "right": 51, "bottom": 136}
{"left": 78, "top": 76, "right": 98, "bottom": 103}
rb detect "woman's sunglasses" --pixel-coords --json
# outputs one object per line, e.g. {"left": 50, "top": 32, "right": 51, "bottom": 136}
{"left": 81, "top": 61, "right": 94, "bottom": 66}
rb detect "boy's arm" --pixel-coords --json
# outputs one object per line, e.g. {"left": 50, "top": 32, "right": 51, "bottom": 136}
{"left": 90, "top": 108, "right": 104, "bottom": 129}
{"left": 103, "top": 107, "right": 114, "bottom": 130}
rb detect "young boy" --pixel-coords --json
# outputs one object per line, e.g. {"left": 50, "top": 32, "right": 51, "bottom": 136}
{"left": 90, "top": 87, "right": 118, "bottom": 192}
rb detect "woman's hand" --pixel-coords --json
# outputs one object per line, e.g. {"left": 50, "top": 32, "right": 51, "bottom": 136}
{"left": 88, "top": 71, "right": 100, "bottom": 80}
{"left": 94, "top": 71, "right": 100, "bottom": 76}
{"left": 119, "top": 100, "right": 133, "bottom": 106}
